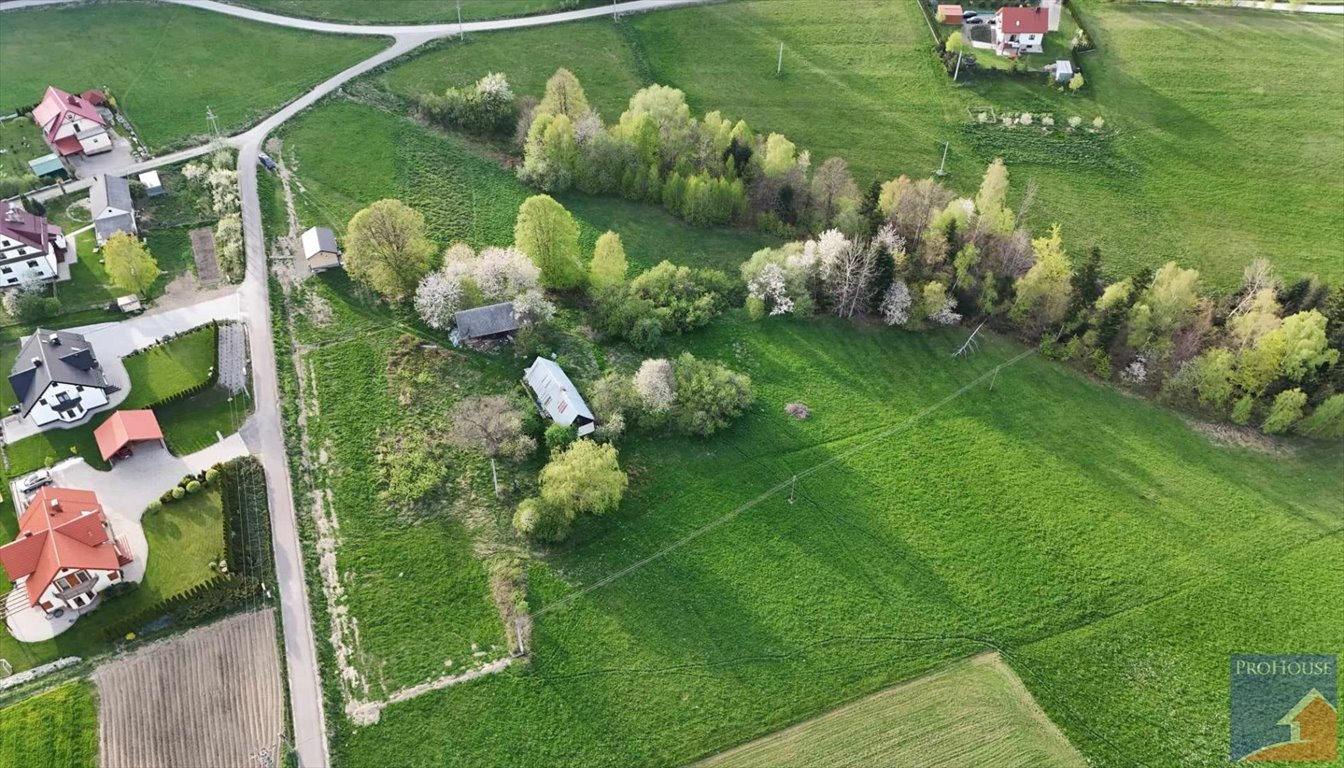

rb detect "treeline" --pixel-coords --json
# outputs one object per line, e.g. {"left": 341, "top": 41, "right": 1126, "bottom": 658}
{"left": 739, "top": 159, "right": 1344, "bottom": 438}
{"left": 417, "top": 69, "right": 858, "bottom": 235}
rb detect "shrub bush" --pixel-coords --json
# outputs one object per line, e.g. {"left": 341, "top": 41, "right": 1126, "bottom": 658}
{"left": 544, "top": 422, "right": 578, "bottom": 452}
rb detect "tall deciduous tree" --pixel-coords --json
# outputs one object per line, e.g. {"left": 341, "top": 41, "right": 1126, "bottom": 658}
{"left": 974, "top": 158, "right": 1014, "bottom": 234}
{"left": 1261, "top": 388, "right": 1307, "bottom": 434}
{"left": 537, "top": 68, "right": 590, "bottom": 120}
{"left": 514, "top": 195, "right": 584, "bottom": 289}
{"left": 103, "top": 232, "right": 160, "bottom": 295}
{"left": 345, "top": 199, "right": 435, "bottom": 300}
{"left": 1011, "top": 224, "right": 1073, "bottom": 331}
{"left": 590, "top": 231, "right": 629, "bottom": 289}
{"left": 1127, "top": 261, "right": 1201, "bottom": 353}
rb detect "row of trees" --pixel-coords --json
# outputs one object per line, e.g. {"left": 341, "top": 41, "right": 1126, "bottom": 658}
{"left": 737, "top": 158, "right": 1344, "bottom": 438}
{"left": 517, "top": 70, "right": 861, "bottom": 235}
{"left": 182, "top": 150, "right": 243, "bottom": 281}
{"left": 588, "top": 353, "right": 755, "bottom": 442}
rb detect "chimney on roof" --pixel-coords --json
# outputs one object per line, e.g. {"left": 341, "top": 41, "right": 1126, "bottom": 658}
{"left": 31, "top": 357, "right": 42, "bottom": 368}
{"left": 49, "top": 499, "right": 61, "bottom": 513}
{"left": 67, "top": 94, "right": 79, "bottom": 105}
{"left": 48, "top": 334, "right": 60, "bottom": 346}
{"left": 4, "top": 204, "right": 21, "bottom": 222}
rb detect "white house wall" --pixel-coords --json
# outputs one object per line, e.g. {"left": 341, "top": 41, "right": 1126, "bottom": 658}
{"left": 36, "top": 566, "right": 120, "bottom": 613}
{"left": 28, "top": 382, "right": 109, "bottom": 426}
{"left": 0, "top": 233, "right": 58, "bottom": 286}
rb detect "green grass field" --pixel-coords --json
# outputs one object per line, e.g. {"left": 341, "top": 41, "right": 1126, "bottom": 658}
{"left": 0, "top": 491, "right": 223, "bottom": 673}
{"left": 271, "top": 62, "right": 1344, "bottom": 765}
{"left": 299, "top": 310, "right": 1341, "bottom": 767}
{"left": 0, "top": 3, "right": 386, "bottom": 150}
{"left": 0, "top": 682, "right": 98, "bottom": 768}
{"left": 375, "top": 1, "right": 1344, "bottom": 287}
{"left": 228, "top": 0, "right": 603, "bottom": 23}
{"left": 699, "top": 653, "right": 1085, "bottom": 768}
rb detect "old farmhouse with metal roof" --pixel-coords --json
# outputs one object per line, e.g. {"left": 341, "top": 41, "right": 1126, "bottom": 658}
{"left": 523, "top": 357, "right": 595, "bottom": 437}
{"left": 8, "top": 329, "right": 118, "bottom": 427}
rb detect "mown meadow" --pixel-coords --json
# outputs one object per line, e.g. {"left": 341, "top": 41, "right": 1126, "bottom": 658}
{"left": 376, "top": 0, "right": 1344, "bottom": 287}
{"left": 0, "top": 3, "right": 386, "bottom": 150}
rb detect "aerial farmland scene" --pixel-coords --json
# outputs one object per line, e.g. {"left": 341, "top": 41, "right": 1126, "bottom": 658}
{"left": 0, "top": 0, "right": 1340, "bottom": 766}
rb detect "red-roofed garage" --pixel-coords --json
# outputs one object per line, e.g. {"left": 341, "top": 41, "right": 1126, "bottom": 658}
{"left": 95, "top": 409, "right": 165, "bottom": 463}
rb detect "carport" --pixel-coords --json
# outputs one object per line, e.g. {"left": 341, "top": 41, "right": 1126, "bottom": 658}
{"left": 94, "top": 409, "right": 165, "bottom": 462}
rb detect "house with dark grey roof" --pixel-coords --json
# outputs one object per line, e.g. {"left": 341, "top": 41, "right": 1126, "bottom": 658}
{"left": 300, "top": 226, "right": 342, "bottom": 272}
{"left": 453, "top": 301, "right": 519, "bottom": 345}
{"left": 8, "top": 329, "right": 118, "bottom": 427}
{"left": 90, "top": 175, "right": 136, "bottom": 245}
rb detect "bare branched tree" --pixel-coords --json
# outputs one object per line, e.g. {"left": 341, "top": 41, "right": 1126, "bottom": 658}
{"left": 827, "top": 238, "right": 879, "bottom": 319}
{"left": 449, "top": 396, "right": 536, "bottom": 496}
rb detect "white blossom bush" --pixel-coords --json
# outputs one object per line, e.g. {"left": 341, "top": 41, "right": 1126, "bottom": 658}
{"left": 1019, "top": 112, "right": 1034, "bottom": 126}
{"left": 880, "top": 280, "right": 912, "bottom": 326}
{"left": 476, "top": 72, "right": 513, "bottom": 103}
{"left": 414, "top": 270, "right": 465, "bottom": 330}
{"left": 1041, "top": 115, "right": 1055, "bottom": 127}
{"left": 1, "top": 277, "right": 44, "bottom": 317}
{"left": 747, "top": 262, "right": 795, "bottom": 316}
{"left": 1120, "top": 356, "right": 1149, "bottom": 384}
{"left": 875, "top": 224, "right": 905, "bottom": 256}
{"left": 206, "top": 168, "right": 239, "bottom": 216}
{"left": 512, "top": 288, "right": 555, "bottom": 326}
{"left": 574, "top": 111, "right": 605, "bottom": 145}
{"left": 1001, "top": 116, "right": 1015, "bottom": 128}
{"left": 976, "top": 111, "right": 990, "bottom": 124}
{"left": 474, "top": 246, "right": 539, "bottom": 301}
{"left": 928, "top": 296, "right": 962, "bottom": 326}
{"left": 1069, "top": 115, "right": 1083, "bottom": 129}
{"left": 1092, "top": 116, "right": 1106, "bottom": 130}
{"left": 633, "top": 358, "right": 677, "bottom": 413}
{"left": 181, "top": 162, "right": 206, "bottom": 181}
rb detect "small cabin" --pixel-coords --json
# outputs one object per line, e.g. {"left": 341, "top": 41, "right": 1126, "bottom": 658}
{"left": 936, "top": 4, "right": 964, "bottom": 24}
{"left": 523, "top": 357, "right": 595, "bottom": 437}
{"left": 301, "top": 226, "right": 342, "bottom": 272}
{"left": 453, "top": 301, "right": 519, "bottom": 346}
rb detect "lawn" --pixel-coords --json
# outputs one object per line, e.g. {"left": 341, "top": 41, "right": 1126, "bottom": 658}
{"left": 228, "top": 0, "right": 604, "bottom": 23}
{"left": 120, "top": 324, "right": 218, "bottom": 408}
{"left": 699, "top": 653, "right": 1085, "bottom": 768}
{"left": 0, "top": 682, "right": 98, "bottom": 768}
{"left": 374, "top": 1, "right": 1344, "bottom": 287}
{"left": 0, "top": 116, "right": 47, "bottom": 181}
{"left": 278, "top": 100, "right": 770, "bottom": 268}
{"left": 300, "top": 311, "right": 1340, "bottom": 767}
{"left": 0, "top": 3, "right": 387, "bottom": 150}
{"left": 0, "top": 490, "right": 224, "bottom": 674}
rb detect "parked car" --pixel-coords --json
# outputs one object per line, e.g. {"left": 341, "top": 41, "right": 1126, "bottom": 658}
{"left": 21, "top": 471, "right": 52, "bottom": 493}
{"left": 258, "top": 153, "right": 278, "bottom": 172}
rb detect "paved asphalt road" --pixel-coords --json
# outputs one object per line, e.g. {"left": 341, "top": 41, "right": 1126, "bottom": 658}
{"left": 1, "top": 0, "right": 718, "bottom": 765}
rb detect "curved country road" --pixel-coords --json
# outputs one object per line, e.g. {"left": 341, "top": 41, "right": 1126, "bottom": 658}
{"left": 0, "top": 1, "right": 717, "bottom": 765}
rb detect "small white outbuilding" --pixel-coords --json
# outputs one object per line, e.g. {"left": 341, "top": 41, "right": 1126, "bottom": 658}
{"left": 301, "top": 226, "right": 342, "bottom": 272}
{"left": 1054, "top": 59, "right": 1075, "bottom": 84}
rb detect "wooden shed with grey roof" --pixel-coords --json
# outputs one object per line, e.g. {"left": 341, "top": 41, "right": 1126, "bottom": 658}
{"left": 452, "top": 301, "right": 519, "bottom": 345}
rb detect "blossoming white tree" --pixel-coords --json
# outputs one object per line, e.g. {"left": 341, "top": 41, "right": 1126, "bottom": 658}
{"left": 634, "top": 358, "right": 677, "bottom": 413}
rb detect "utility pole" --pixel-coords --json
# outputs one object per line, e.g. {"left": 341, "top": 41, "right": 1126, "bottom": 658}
{"left": 776, "top": 42, "right": 784, "bottom": 76}
{"left": 787, "top": 474, "right": 797, "bottom": 504}
{"left": 205, "top": 106, "right": 220, "bottom": 138}
{"left": 953, "top": 50, "right": 964, "bottom": 81}
{"left": 935, "top": 141, "right": 949, "bottom": 176}
{"left": 613, "top": 0, "right": 619, "bottom": 21}
{"left": 457, "top": 0, "right": 464, "bottom": 41}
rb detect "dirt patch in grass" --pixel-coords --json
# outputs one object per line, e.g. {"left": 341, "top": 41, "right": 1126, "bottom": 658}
{"left": 1187, "top": 418, "right": 1297, "bottom": 457}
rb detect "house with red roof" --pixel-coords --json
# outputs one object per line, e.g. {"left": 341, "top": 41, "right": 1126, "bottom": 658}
{"left": 0, "top": 200, "right": 67, "bottom": 287}
{"left": 31, "top": 86, "right": 112, "bottom": 157}
{"left": 994, "top": 6, "right": 1050, "bottom": 55}
{"left": 0, "top": 487, "right": 132, "bottom": 617}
